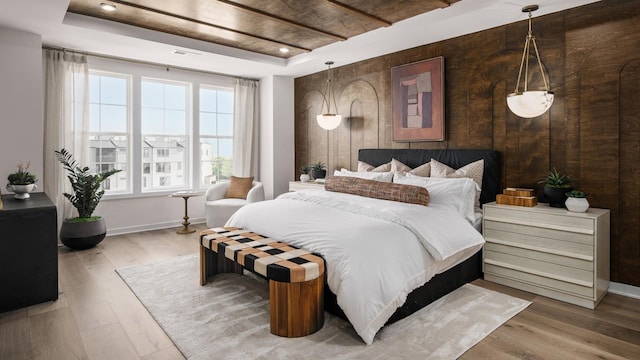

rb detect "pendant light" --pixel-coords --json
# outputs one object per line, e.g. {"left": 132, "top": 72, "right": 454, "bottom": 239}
{"left": 316, "top": 61, "right": 342, "bottom": 130}
{"left": 507, "top": 5, "right": 554, "bottom": 118}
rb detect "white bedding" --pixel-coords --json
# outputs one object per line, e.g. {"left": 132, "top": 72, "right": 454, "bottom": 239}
{"left": 226, "top": 190, "right": 484, "bottom": 345}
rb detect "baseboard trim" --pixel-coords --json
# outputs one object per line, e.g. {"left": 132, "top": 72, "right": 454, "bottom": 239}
{"left": 609, "top": 282, "right": 640, "bottom": 300}
{"left": 106, "top": 217, "right": 206, "bottom": 236}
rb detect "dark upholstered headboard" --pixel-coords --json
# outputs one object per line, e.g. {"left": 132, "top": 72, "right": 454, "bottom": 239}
{"left": 358, "top": 149, "right": 501, "bottom": 206}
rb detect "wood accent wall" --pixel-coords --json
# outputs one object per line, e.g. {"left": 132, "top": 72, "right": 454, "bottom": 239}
{"left": 294, "top": 0, "right": 640, "bottom": 287}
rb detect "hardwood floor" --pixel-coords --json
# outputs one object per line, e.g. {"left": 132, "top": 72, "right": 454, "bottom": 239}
{"left": 1, "top": 225, "right": 639, "bottom": 359}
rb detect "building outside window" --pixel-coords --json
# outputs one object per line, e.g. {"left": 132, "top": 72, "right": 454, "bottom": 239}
{"left": 141, "top": 79, "right": 188, "bottom": 191}
{"left": 88, "top": 72, "right": 130, "bottom": 193}
{"left": 200, "top": 86, "right": 233, "bottom": 186}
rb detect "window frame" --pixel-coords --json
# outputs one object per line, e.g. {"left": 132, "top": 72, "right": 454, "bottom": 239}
{"left": 199, "top": 85, "right": 234, "bottom": 187}
{"left": 86, "top": 56, "right": 236, "bottom": 200}
{"left": 88, "top": 70, "right": 133, "bottom": 195}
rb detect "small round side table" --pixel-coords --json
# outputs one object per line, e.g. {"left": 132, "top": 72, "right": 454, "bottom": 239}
{"left": 169, "top": 191, "right": 203, "bottom": 234}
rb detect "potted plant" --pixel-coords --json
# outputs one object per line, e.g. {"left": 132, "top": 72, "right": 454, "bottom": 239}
{"left": 565, "top": 190, "right": 589, "bottom": 212}
{"left": 6, "top": 161, "right": 38, "bottom": 199}
{"left": 299, "top": 164, "right": 311, "bottom": 182}
{"left": 311, "top": 161, "right": 326, "bottom": 179}
{"left": 539, "top": 168, "right": 572, "bottom": 208}
{"left": 55, "top": 148, "right": 121, "bottom": 249}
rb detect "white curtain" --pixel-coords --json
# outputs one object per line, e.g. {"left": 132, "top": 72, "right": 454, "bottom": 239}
{"left": 43, "top": 50, "right": 90, "bottom": 229}
{"left": 232, "top": 79, "right": 259, "bottom": 177}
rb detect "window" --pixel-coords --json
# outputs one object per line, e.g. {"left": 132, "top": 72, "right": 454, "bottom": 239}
{"left": 141, "top": 79, "right": 188, "bottom": 191}
{"left": 87, "top": 57, "right": 235, "bottom": 198}
{"left": 89, "top": 72, "right": 130, "bottom": 193}
{"left": 155, "top": 162, "right": 171, "bottom": 173}
{"left": 200, "top": 86, "right": 234, "bottom": 186}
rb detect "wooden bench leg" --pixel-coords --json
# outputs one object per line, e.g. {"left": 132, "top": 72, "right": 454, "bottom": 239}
{"left": 269, "top": 275, "right": 325, "bottom": 337}
{"left": 200, "top": 245, "right": 244, "bottom": 286}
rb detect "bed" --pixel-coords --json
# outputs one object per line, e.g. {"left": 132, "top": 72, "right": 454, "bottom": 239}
{"left": 226, "top": 148, "right": 500, "bottom": 344}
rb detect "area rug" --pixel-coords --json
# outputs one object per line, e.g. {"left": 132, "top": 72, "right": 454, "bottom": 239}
{"left": 116, "top": 254, "right": 530, "bottom": 360}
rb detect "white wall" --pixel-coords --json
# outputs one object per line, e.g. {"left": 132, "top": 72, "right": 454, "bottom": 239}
{"left": 259, "top": 75, "right": 295, "bottom": 200}
{"left": 0, "top": 27, "right": 43, "bottom": 192}
{"left": 96, "top": 194, "right": 206, "bottom": 235}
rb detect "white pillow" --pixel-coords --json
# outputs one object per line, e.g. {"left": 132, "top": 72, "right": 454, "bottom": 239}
{"left": 394, "top": 173, "right": 477, "bottom": 223}
{"left": 430, "top": 159, "right": 484, "bottom": 209}
{"left": 334, "top": 169, "right": 394, "bottom": 182}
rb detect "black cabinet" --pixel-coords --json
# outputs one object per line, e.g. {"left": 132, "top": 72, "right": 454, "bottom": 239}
{"left": 0, "top": 192, "right": 58, "bottom": 312}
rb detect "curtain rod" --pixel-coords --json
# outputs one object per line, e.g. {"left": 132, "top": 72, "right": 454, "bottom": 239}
{"left": 41, "top": 45, "right": 260, "bottom": 82}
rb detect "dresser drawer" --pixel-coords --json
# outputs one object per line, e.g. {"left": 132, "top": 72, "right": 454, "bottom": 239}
{"left": 484, "top": 220, "right": 594, "bottom": 246}
{"left": 483, "top": 225, "right": 594, "bottom": 260}
{"left": 484, "top": 206, "right": 595, "bottom": 234}
{"left": 484, "top": 249, "right": 594, "bottom": 285}
{"left": 484, "top": 262, "right": 594, "bottom": 298}
{"left": 484, "top": 242, "right": 593, "bottom": 271}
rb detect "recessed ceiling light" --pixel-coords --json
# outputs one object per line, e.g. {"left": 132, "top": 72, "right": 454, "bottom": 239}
{"left": 279, "top": 47, "right": 290, "bottom": 53}
{"left": 100, "top": 3, "right": 117, "bottom": 11}
{"left": 172, "top": 50, "right": 187, "bottom": 55}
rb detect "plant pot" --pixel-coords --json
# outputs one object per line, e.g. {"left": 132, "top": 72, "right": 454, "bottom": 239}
{"left": 565, "top": 197, "right": 590, "bottom": 212}
{"left": 60, "top": 217, "right": 107, "bottom": 250}
{"left": 312, "top": 169, "right": 326, "bottom": 179}
{"left": 6, "top": 184, "right": 37, "bottom": 199}
{"left": 300, "top": 174, "right": 311, "bottom": 182}
{"left": 543, "top": 186, "right": 572, "bottom": 208}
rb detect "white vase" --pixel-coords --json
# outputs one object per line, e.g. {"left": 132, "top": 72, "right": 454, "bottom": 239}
{"left": 565, "top": 197, "right": 589, "bottom": 212}
{"left": 6, "top": 184, "right": 37, "bottom": 200}
{"left": 300, "top": 174, "right": 311, "bottom": 182}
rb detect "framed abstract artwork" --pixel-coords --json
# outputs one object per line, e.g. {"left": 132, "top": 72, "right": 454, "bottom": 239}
{"left": 391, "top": 56, "right": 444, "bottom": 141}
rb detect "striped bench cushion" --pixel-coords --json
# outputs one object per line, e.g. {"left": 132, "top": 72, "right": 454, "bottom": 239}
{"left": 200, "top": 227, "right": 325, "bottom": 283}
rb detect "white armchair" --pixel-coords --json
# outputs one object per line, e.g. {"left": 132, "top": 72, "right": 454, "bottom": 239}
{"left": 204, "top": 181, "right": 265, "bottom": 228}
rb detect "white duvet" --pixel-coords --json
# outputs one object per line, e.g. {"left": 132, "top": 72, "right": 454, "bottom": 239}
{"left": 226, "top": 190, "right": 485, "bottom": 345}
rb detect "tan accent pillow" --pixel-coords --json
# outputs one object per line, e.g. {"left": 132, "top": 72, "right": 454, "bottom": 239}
{"left": 390, "top": 159, "right": 432, "bottom": 177}
{"left": 325, "top": 176, "right": 429, "bottom": 206}
{"left": 225, "top": 176, "right": 254, "bottom": 199}
{"left": 357, "top": 161, "right": 392, "bottom": 172}
{"left": 409, "top": 162, "right": 431, "bottom": 177}
{"left": 430, "top": 159, "right": 484, "bottom": 208}
{"left": 391, "top": 159, "right": 412, "bottom": 174}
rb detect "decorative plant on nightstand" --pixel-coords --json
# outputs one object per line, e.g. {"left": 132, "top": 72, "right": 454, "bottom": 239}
{"left": 6, "top": 161, "right": 38, "bottom": 199}
{"left": 565, "top": 190, "right": 590, "bottom": 212}
{"left": 311, "top": 161, "right": 326, "bottom": 179}
{"left": 299, "top": 164, "right": 311, "bottom": 182}
{"left": 539, "top": 168, "right": 572, "bottom": 208}
{"left": 55, "top": 148, "right": 122, "bottom": 249}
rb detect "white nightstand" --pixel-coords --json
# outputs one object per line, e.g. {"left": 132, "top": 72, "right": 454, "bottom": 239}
{"left": 482, "top": 202, "right": 610, "bottom": 309}
{"left": 288, "top": 181, "right": 325, "bottom": 192}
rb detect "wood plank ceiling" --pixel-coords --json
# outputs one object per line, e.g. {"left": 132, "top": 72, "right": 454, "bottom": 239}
{"left": 67, "top": 0, "right": 460, "bottom": 58}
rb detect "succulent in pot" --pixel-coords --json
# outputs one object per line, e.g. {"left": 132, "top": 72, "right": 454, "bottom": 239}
{"left": 311, "top": 161, "right": 327, "bottom": 179}
{"left": 6, "top": 161, "right": 38, "bottom": 199}
{"left": 565, "top": 190, "right": 590, "bottom": 212}
{"left": 539, "top": 168, "right": 572, "bottom": 208}
{"left": 299, "top": 165, "right": 311, "bottom": 182}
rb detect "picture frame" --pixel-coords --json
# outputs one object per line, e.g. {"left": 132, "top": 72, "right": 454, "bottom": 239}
{"left": 391, "top": 56, "right": 444, "bottom": 142}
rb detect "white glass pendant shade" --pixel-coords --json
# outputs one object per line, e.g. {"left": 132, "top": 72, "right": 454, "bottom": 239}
{"left": 507, "top": 5, "right": 554, "bottom": 118}
{"left": 316, "top": 61, "right": 341, "bottom": 130}
{"left": 507, "top": 90, "right": 554, "bottom": 118}
{"left": 316, "top": 114, "right": 342, "bottom": 130}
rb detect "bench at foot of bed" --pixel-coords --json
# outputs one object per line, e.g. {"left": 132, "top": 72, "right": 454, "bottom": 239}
{"left": 199, "top": 227, "right": 325, "bottom": 337}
